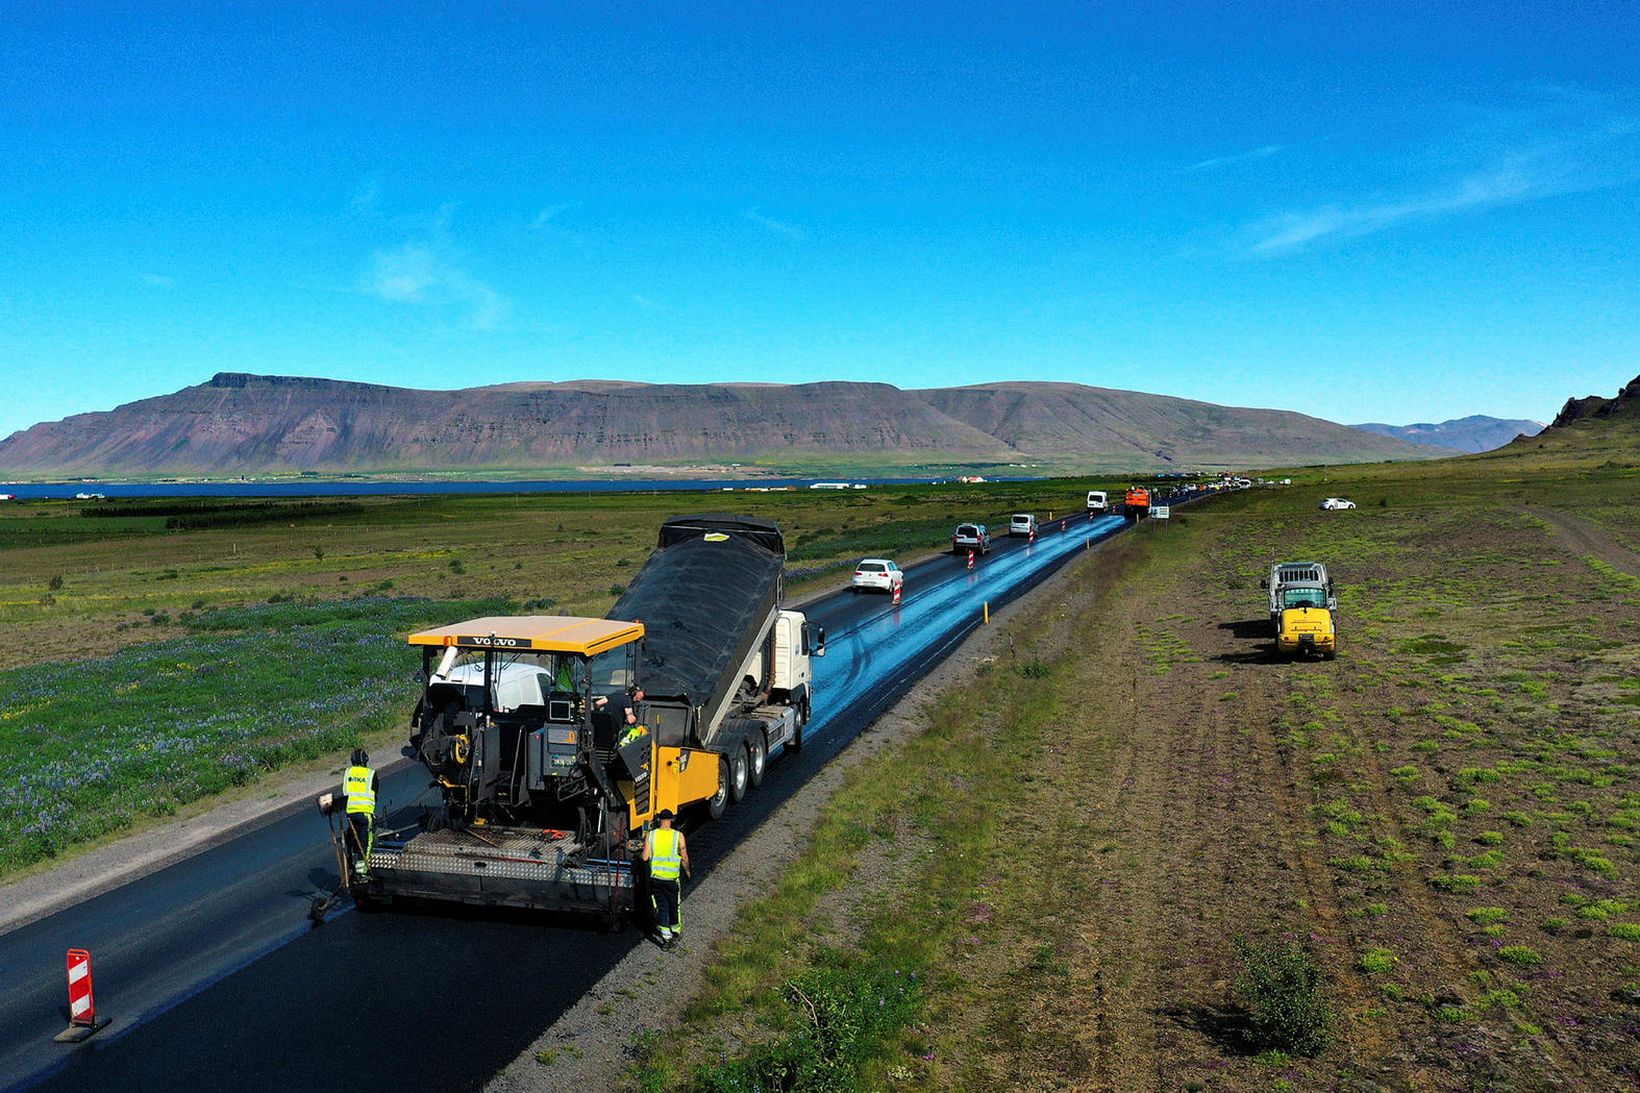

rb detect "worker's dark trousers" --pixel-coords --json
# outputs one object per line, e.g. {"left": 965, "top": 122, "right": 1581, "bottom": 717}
{"left": 651, "top": 877, "right": 681, "bottom": 934}
{"left": 348, "top": 813, "right": 374, "bottom": 873}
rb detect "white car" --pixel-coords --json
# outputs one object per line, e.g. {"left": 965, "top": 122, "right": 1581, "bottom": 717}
{"left": 1009, "top": 513, "right": 1039, "bottom": 537}
{"left": 1320, "top": 497, "right": 1356, "bottom": 511}
{"left": 851, "top": 558, "right": 904, "bottom": 594}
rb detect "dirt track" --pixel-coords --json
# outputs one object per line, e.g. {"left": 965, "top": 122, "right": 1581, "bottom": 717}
{"left": 933, "top": 502, "right": 1638, "bottom": 1090}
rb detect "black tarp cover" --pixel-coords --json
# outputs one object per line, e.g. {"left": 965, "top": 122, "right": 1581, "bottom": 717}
{"left": 609, "top": 516, "right": 784, "bottom": 736}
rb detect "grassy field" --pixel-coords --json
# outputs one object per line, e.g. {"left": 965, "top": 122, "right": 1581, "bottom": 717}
{"left": 629, "top": 445, "right": 1640, "bottom": 1090}
{"left": 0, "top": 478, "right": 1114, "bottom": 880}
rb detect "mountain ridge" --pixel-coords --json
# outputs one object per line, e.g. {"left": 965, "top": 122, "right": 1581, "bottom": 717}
{"left": 0, "top": 372, "right": 1445, "bottom": 478}
{"left": 1350, "top": 415, "right": 1546, "bottom": 454}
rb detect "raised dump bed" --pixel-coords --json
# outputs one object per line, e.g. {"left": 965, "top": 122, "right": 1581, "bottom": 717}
{"left": 610, "top": 514, "right": 785, "bottom": 745}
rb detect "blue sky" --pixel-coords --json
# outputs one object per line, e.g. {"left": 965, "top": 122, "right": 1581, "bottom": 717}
{"left": 2, "top": 2, "right": 1637, "bottom": 440}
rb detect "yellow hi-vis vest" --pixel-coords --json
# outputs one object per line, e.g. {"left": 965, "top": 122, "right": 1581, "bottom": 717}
{"left": 648, "top": 827, "right": 682, "bottom": 881}
{"left": 344, "top": 765, "right": 376, "bottom": 816}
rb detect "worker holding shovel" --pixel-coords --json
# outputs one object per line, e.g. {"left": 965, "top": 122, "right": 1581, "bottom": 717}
{"left": 343, "top": 748, "right": 378, "bottom": 877}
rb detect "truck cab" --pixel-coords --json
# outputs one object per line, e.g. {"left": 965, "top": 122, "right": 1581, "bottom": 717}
{"left": 1275, "top": 582, "right": 1337, "bottom": 659}
{"left": 1262, "top": 561, "right": 1334, "bottom": 632}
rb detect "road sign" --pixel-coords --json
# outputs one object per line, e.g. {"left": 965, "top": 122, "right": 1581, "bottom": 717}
{"left": 1152, "top": 505, "right": 1171, "bottom": 520}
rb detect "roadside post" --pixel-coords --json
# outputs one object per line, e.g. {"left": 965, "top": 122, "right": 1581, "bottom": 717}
{"left": 54, "top": 949, "right": 109, "bottom": 1043}
{"left": 983, "top": 601, "right": 989, "bottom": 624}
{"left": 967, "top": 549, "right": 975, "bottom": 571}
{"left": 891, "top": 580, "right": 902, "bottom": 606}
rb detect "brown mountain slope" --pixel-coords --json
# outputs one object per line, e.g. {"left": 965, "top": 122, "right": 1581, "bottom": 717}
{"left": 0, "top": 372, "right": 1441, "bottom": 477}
{"left": 920, "top": 381, "right": 1438, "bottom": 468}
{"left": 1475, "top": 372, "right": 1640, "bottom": 468}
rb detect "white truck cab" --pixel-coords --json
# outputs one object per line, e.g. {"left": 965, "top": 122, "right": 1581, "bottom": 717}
{"left": 1261, "top": 561, "right": 1336, "bottom": 632}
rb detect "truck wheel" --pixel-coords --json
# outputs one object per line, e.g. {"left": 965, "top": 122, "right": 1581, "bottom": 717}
{"left": 707, "top": 758, "right": 730, "bottom": 819}
{"left": 729, "top": 747, "right": 749, "bottom": 803}
{"left": 748, "top": 734, "right": 767, "bottom": 788}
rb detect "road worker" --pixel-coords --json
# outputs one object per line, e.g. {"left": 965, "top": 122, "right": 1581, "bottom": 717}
{"left": 642, "top": 809, "right": 690, "bottom": 948}
{"left": 595, "top": 683, "right": 644, "bottom": 725}
{"left": 343, "top": 747, "right": 378, "bottom": 878}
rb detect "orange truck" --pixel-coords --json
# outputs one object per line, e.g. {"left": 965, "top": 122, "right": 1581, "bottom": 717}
{"left": 1124, "top": 486, "right": 1151, "bottom": 520}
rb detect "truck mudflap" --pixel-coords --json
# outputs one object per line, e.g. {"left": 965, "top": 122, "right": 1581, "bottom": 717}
{"left": 362, "top": 827, "right": 633, "bottom": 916}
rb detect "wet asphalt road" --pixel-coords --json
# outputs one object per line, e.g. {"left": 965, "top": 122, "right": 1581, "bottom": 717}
{"left": 0, "top": 511, "right": 1149, "bottom": 1091}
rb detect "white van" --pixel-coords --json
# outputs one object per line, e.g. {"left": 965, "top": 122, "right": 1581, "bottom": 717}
{"left": 1086, "top": 491, "right": 1107, "bottom": 513}
{"left": 1009, "top": 513, "right": 1039, "bottom": 538}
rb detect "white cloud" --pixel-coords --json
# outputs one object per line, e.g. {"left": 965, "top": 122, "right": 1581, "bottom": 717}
{"left": 1186, "top": 144, "right": 1284, "bottom": 173}
{"left": 745, "top": 207, "right": 806, "bottom": 241}
{"left": 1242, "top": 117, "right": 1640, "bottom": 257}
{"left": 139, "top": 272, "right": 173, "bottom": 287}
{"left": 362, "top": 240, "right": 510, "bottom": 330}
{"left": 350, "top": 179, "right": 380, "bottom": 215}
{"left": 530, "top": 204, "right": 573, "bottom": 230}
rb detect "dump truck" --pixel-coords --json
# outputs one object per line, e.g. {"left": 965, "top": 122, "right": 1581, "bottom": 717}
{"left": 1274, "top": 580, "right": 1337, "bottom": 659}
{"left": 324, "top": 515, "right": 825, "bottom": 922}
{"left": 1261, "top": 561, "right": 1335, "bottom": 635}
{"left": 1123, "top": 486, "right": 1151, "bottom": 520}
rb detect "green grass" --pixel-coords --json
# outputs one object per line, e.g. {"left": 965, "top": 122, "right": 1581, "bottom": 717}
{"left": 0, "top": 596, "right": 507, "bottom": 876}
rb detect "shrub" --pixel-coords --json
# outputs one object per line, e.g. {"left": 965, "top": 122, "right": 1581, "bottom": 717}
{"left": 1466, "top": 907, "right": 1509, "bottom": 925}
{"left": 608, "top": 584, "right": 627, "bottom": 597}
{"left": 1232, "top": 937, "right": 1331, "bottom": 1057}
{"left": 1610, "top": 923, "right": 1640, "bottom": 941}
{"left": 1358, "top": 947, "right": 1396, "bottom": 974}
{"left": 1016, "top": 659, "right": 1051, "bottom": 679}
{"left": 1498, "top": 945, "right": 1542, "bottom": 966}
{"left": 49, "top": 574, "right": 64, "bottom": 590}
{"left": 692, "top": 963, "right": 920, "bottom": 1092}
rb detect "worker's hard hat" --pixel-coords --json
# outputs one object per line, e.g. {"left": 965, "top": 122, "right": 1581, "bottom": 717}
{"left": 351, "top": 747, "right": 369, "bottom": 767}
{"left": 656, "top": 809, "right": 675, "bottom": 821}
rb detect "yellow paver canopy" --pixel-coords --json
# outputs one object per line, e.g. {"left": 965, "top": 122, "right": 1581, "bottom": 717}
{"left": 407, "top": 616, "right": 644, "bottom": 657}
